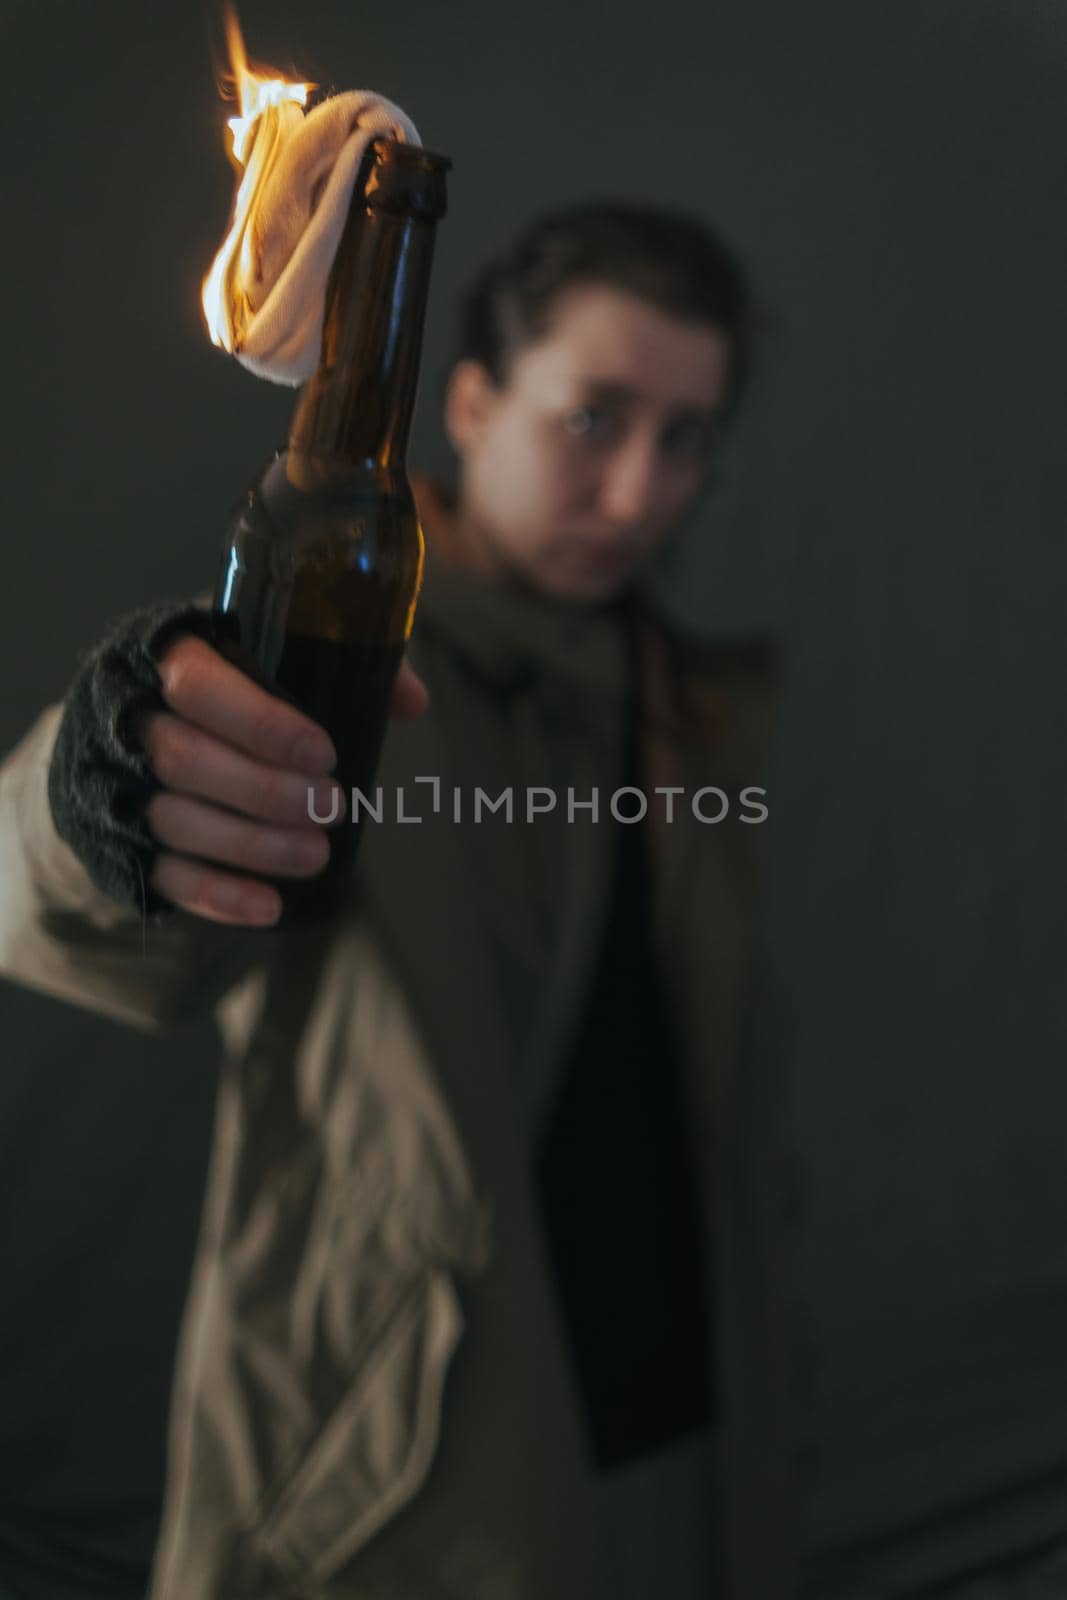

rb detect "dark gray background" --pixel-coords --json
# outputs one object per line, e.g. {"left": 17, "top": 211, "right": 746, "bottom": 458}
{"left": 0, "top": 0, "right": 1065, "bottom": 1591}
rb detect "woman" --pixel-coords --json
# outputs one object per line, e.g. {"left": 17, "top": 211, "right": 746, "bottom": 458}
{"left": 0, "top": 205, "right": 789, "bottom": 1599}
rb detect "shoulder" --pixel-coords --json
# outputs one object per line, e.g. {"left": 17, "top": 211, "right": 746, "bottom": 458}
{"left": 640, "top": 609, "right": 784, "bottom": 776}
{"left": 663, "top": 618, "right": 782, "bottom": 694}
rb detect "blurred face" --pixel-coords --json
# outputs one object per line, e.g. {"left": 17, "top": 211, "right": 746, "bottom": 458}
{"left": 445, "top": 283, "right": 733, "bottom": 603}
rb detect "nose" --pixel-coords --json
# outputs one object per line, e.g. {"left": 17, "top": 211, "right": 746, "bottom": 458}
{"left": 596, "top": 435, "right": 660, "bottom": 529}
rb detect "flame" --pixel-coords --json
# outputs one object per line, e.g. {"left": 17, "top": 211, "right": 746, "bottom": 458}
{"left": 201, "top": 6, "right": 313, "bottom": 352}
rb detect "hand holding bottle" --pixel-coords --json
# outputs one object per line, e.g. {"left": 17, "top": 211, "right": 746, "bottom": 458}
{"left": 139, "top": 632, "right": 427, "bottom": 927}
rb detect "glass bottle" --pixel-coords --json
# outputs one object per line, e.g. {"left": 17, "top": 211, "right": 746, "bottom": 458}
{"left": 212, "top": 137, "right": 450, "bottom": 918}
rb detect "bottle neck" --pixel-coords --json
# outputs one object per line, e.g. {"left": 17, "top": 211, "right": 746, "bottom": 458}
{"left": 287, "top": 141, "right": 448, "bottom": 473}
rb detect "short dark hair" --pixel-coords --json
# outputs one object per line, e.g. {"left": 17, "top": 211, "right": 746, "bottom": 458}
{"left": 454, "top": 201, "right": 752, "bottom": 419}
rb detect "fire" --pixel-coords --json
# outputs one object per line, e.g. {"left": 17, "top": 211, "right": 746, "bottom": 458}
{"left": 201, "top": 6, "right": 313, "bottom": 353}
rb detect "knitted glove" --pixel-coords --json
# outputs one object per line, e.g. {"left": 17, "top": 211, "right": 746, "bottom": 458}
{"left": 46, "top": 601, "right": 217, "bottom": 913}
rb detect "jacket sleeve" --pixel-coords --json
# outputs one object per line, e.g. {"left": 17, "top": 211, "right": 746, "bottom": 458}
{"left": 0, "top": 703, "right": 256, "bottom": 1033}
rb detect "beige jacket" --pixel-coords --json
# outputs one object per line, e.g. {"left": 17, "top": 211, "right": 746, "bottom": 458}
{"left": 0, "top": 483, "right": 800, "bottom": 1599}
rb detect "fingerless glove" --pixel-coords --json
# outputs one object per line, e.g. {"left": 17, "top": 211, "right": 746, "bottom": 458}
{"left": 46, "top": 601, "right": 217, "bottom": 912}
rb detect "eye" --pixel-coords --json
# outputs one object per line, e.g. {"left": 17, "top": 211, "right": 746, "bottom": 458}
{"left": 662, "top": 417, "right": 718, "bottom": 461}
{"left": 561, "top": 405, "right": 616, "bottom": 443}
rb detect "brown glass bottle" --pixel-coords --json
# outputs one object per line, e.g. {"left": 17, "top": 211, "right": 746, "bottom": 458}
{"left": 211, "top": 138, "right": 450, "bottom": 919}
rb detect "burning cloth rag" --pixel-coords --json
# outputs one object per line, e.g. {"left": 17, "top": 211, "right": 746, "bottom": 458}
{"left": 225, "top": 89, "right": 419, "bottom": 385}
